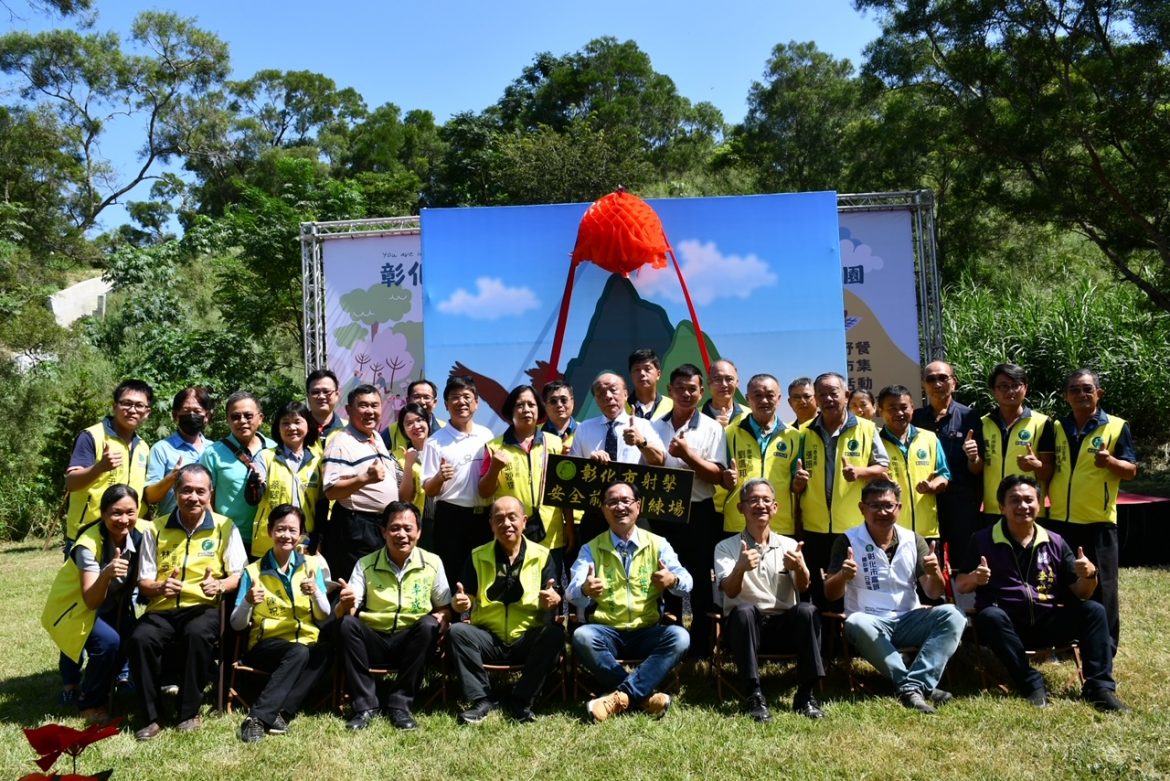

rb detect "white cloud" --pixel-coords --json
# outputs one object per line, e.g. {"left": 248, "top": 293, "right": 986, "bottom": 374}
{"left": 436, "top": 277, "right": 540, "bottom": 320}
{"left": 840, "top": 238, "right": 884, "bottom": 271}
{"left": 631, "top": 239, "right": 778, "bottom": 305}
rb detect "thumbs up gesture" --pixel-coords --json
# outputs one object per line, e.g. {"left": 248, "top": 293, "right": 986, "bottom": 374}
{"left": 162, "top": 567, "right": 183, "bottom": 597}
{"left": 737, "top": 538, "right": 761, "bottom": 572}
{"left": 1074, "top": 546, "right": 1097, "bottom": 580}
{"left": 622, "top": 416, "right": 640, "bottom": 446}
{"left": 973, "top": 555, "right": 992, "bottom": 586}
{"left": 923, "top": 540, "right": 942, "bottom": 578}
{"left": 99, "top": 441, "right": 123, "bottom": 472}
{"left": 366, "top": 457, "right": 386, "bottom": 483}
{"left": 438, "top": 457, "right": 455, "bottom": 481}
{"left": 489, "top": 447, "right": 512, "bottom": 472}
{"left": 651, "top": 557, "right": 677, "bottom": 591}
{"left": 841, "top": 546, "right": 858, "bottom": 580}
{"left": 583, "top": 563, "right": 605, "bottom": 599}
{"left": 451, "top": 581, "right": 472, "bottom": 613}
{"left": 721, "top": 457, "right": 739, "bottom": 490}
{"left": 300, "top": 565, "right": 318, "bottom": 597}
{"left": 1017, "top": 443, "right": 1042, "bottom": 472}
{"left": 792, "top": 458, "right": 810, "bottom": 491}
{"left": 916, "top": 471, "right": 940, "bottom": 495}
{"left": 103, "top": 547, "right": 128, "bottom": 580}
{"left": 337, "top": 577, "right": 356, "bottom": 613}
{"left": 200, "top": 566, "right": 222, "bottom": 598}
{"left": 247, "top": 580, "right": 266, "bottom": 605}
{"left": 538, "top": 578, "right": 561, "bottom": 610}
{"left": 963, "top": 430, "right": 979, "bottom": 462}
{"left": 783, "top": 540, "right": 806, "bottom": 572}
{"left": 1093, "top": 446, "right": 1113, "bottom": 469}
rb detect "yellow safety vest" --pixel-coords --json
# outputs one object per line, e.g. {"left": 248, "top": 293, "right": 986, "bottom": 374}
{"left": 251, "top": 445, "right": 324, "bottom": 558}
{"left": 980, "top": 410, "right": 1050, "bottom": 515}
{"left": 1048, "top": 414, "right": 1128, "bottom": 524}
{"left": 883, "top": 427, "right": 942, "bottom": 538}
{"left": 145, "top": 510, "right": 235, "bottom": 613}
{"left": 384, "top": 417, "right": 446, "bottom": 453}
{"left": 720, "top": 417, "right": 801, "bottom": 534}
{"left": 469, "top": 539, "right": 550, "bottom": 642}
{"left": 357, "top": 546, "right": 442, "bottom": 633}
{"left": 588, "top": 531, "right": 664, "bottom": 631}
{"left": 243, "top": 553, "right": 321, "bottom": 648}
{"left": 799, "top": 416, "right": 878, "bottom": 534}
{"left": 65, "top": 420, "right": 149, "bottom": 540}
{"left": 487, "top": 431, "right": 565, "bottom": 549}
{"left": 626, "top": 395, "right": 673, "bottom": 420}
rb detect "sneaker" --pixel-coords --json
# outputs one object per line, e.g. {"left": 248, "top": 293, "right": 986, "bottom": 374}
{"left": 1024, "top": 688, "right": 1049, "bottom": 708}
{"left": 641, "top": 692, "right": 671, "bottom": 718}
{"left": 345, "top": 708, "right": 379, "bottom": 731}
{"left": 507, "top": 703, "right": 537, "bottom": 723}
{"left": 58, "top": 688, "right": 78, "bottom": 707}
{"left": 586, "top": 691, "right": 629, "bottom": 723}
{"left": 161, "top": 684, "right": 180, "bottom": 697}
{"left": 267, "top": 714, "right": 289, "bottom": 735}
{"left": 457, "top": 699, "right": 497, "bottom": 726}
{"left": 134, "top": 722, "right": 162, "bottom": 742}
{"left": 176, "top": 715, "right": 202, "bottom": 733}
{"left": 1085, "top": 688, "right": 1130, "bottom": 713}
{"left": 898, "top": 690, "right": 937, "bottom": 715}
{"left": 385, "top": 707, "right": 418, "bottom": 730}
{"left": 238, "top": 717, "right": 265, "bottom": 743}
{"left": 745, "top": 690, "right": 772, "bottom": 723}
{"left": 793, "top": 692, "right": 825, "bottom": 720}
{"left": 929, "top": 688, "right": 954, "bottom": 707}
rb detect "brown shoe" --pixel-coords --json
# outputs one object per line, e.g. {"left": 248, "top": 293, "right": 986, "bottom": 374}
{"left": 641, "top": 692, "right": 671, "bottom": 717}
{"left": 80, "top": 706, "right": 110, "bottom": 724}
{"left": 134, "top": 722, "right": 162, "bottom": 742}
{"left": 176, "top": 715, "right": 203, "bottom": 733}
{"left": 586, "top": 691, "right": 629, "bottom": 723}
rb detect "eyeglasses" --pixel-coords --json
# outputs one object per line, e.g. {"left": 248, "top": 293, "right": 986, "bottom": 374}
{"left": 546, "top": 396, "right": 572, "bottom": 406}
{"left": 924, "top": 373, "right": 952, "bottom": 384}
{"left": 864, "top": 501, "right": 900, "bottom": 513}
{"left": 117, "top": 401, "right": 150, "bottom": 412}
{"left": 308, "top": 388, "right": 336, "bottom": 397}
{"left": 994, "top": 383, "right": 1024, "bottom": 393}
{"left": 742, "top": 496, "right": 774, "bottom": 506}
{"left": 230, "top": 412, "right": 256, "bottom": 422}
{"left": 604, "top": 497, "right": 637, "bottom": 508}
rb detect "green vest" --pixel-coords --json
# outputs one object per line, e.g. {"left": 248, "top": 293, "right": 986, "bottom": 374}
{"left": 980, "top": 410, "right": 1050, "bottom": 514}
{"left": 251, "top": 445, "right": 323, "bottom": 558}
{"left": 146, "top": 510, "right": 235, "bottom": 613}
{"left": 243, "top": 553, "right": 320, "bottom": 648}
{"left": 1048, "top": 414, "right": 1127, "bottom": 524}
{"left": 588, "top": 531, "right": 664, "bottom": 631}
{"left": 487, "top": 431, "right": 564, "bottom": 549}
{"left": 65, "top": 421, "right": 149, "bottom": 540}
{"left": 357, "top": 546, "right": 442, "bottom": 633}
{"left": 469, "top": 539, "right": 549, "bottom": 642}
{"left": 799, "top": 416, "right": 877, "bottom": 534}
{"left": 720, "top": 418, "right": 801, "bottom": 534}
{"left": 884, "top": 427, "right": 942, "bottom": 538}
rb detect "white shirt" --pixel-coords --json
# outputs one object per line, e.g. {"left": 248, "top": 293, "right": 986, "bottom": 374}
{"left": 652, "top": 410, "right": 727, "bottom": 502}
{"left": 421, "top": 423, "right": 494, "bottom": 506}
{"left": 569, "top": 414, "right": 665, "bottom": 465}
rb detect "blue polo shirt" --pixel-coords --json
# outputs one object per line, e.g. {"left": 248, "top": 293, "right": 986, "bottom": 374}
{"left": 146, "top": 432, "right": 208, "bottom": 516}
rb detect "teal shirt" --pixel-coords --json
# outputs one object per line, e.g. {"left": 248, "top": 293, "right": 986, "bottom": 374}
{"left": 199, "top": 433, "right": 275, "bottom": 545}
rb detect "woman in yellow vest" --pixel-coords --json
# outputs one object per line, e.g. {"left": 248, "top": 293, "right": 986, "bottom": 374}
{"left": 252, "top": 402, "right": 324, "bottom": 559}
{"left": 395, "top": 402, "right": 434, "bottom": 550}
{"left": 478, "top": 385, "right": 567, "bottom": 574}
{"left": 42, "top": 484, "right": 143, "bottom": 723}
{"left": 230, "top": 504, "right": 331, "bottom": 742}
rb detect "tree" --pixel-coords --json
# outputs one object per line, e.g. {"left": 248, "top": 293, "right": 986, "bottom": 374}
{"left": 857, "top": 0, "right": 1170, "bottom": 313}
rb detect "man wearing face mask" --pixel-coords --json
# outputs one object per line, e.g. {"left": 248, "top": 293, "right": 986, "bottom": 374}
{"left": 145, "top": 387, "right": 214, "bottom": 516}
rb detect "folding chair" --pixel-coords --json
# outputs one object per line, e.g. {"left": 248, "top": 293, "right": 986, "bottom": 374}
{"left": 965, "top": 608, "right": 1085, "bottom": 692}
{"left": 478, "top": 615, "right": 569, "bottom": 705}
{"left": 706, "top": 570, "right": 799, "bottom": 702}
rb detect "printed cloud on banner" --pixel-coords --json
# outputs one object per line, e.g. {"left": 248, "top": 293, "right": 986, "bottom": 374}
{"left": 840, "top": 229, "right": 884, "bottom": 272}
{"left": 437, "top": 277, "right": 540, "bottom": 320}
{"left": 632, "top": 239, "right": 778, "bottom": 305}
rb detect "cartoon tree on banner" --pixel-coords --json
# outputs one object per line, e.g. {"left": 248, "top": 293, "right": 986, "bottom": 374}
{"left": 339, "top": 284, "right": 413, "bottom": 341}
{"left": 351, "top": 330, "right": 416, "bottom": 392}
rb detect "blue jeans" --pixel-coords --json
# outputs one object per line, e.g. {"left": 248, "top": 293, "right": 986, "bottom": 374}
{"left": 845, "top": 605, "right": 965, "bottom": 695}
{"left": 571, "top": 623, "right": 689, "bottom": 704}
{"left": 78, "top": 614, "right": 132, "bottom": 709}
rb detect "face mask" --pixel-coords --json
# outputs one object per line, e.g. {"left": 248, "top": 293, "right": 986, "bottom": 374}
{"left": 177, "top": 412, "right": 206, "bottom": 436}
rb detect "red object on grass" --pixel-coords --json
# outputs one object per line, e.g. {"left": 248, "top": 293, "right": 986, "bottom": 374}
{"left": 23, "top": 719, "right": 121, "bottom": 773}
{"left": 550, "top": 188, "right": 712, "bottom": 374}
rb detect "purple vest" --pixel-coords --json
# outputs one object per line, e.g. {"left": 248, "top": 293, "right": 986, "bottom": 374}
{"left": 973, "top": 521, "right": 1071, "bottom": 626}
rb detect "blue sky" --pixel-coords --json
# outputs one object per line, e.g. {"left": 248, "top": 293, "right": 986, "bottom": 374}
{"left": 10, "top": 0, "right": 884, "bottom": 231}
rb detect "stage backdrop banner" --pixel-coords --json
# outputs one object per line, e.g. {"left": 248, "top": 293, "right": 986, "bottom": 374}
{"left": 321, "top": 232, "right": 424, "bottom": 422}
{"left": 419, "top": 193, "right": 847, "bottom": 433}
{"left": 838, "top": 210, "right": 922, "bottom": 398}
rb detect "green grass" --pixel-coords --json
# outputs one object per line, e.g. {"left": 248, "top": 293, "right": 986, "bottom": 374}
{"left": 2, "top": 541, "right": 1168, "bottom": 780}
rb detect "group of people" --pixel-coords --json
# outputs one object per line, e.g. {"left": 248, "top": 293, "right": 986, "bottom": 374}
{"left": 43, "top": 351, "right": 1134, "bottom": 742}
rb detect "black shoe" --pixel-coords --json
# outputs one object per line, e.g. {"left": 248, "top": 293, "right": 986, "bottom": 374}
{"left": 238, "top": 716, "right": 265, "bottom": 743}
{"left": 345, "top": 708, "right": 379, "bottom": 731}
{"left": 1085, "top": 688, "right": 1130, "bottom": 713}
{"left": 58, "top": 688, "right": 78, "bottom": 707}
{"left": 507, "top": 702, "right": 537, "bottom": 723}
{"left": 1024, "top": 688, "right": 1049, "bottom": 709}
{"left": 457, "top": 699, "right": 497, "bottom": 726}
{"left": 899, "top": 690, "right": 937, "bottom": 715}
{"left": 745, "top": 690, "right": 772, "bottom": 723}
{"left": 929, "top": 688, "right": 953, "bottom": 707}
{"left": 267, "top": 714, "right": 289, "bottom": 734}
{"left": 793, "top": 692, "right": 825, "bottom": 720}
{"left": 385, "top": 707, "right": 418, "bottom": 730}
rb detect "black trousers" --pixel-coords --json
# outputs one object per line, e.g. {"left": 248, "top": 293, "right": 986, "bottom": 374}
{"left": 339, "top": 613, "right": 439, "bottom": 712}
{"left": 243, "top": 637, "right": 332, "bottom": 725}
{"left": 433, "top": 501, "right": 491, "bottom": 585}
{"left": 447, "top": 620, "right": 565, "bottom": 707}
{"left": 1046, "top": 521, "right": 1120, "bottom": 655}
{"left": 651, "top": 498, "right": 722, "bottom": 656}
{"left": 801, "top": 531, "right": 838, "bottom": 610}
{"left": 938, "top": 497, "right": 987, "bottom": 575}
{"left": 974, "top": 600, "right": 1115, "bottom": 695}
{"left": 724, "top": 602, "right": 825, "bottom": 692}
{"left": 324, "top": 505, "right": 385, "bottom": 582}
{"left": 129, "top": 606, "right": 219, "bottom": 723}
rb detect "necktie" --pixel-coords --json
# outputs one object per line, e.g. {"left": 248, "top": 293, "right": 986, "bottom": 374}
{"left": 605, "top": 420, "right": 619, "bottom": 461}
{"left": 619, "top": 540, "right": 635, "bottom": 572}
